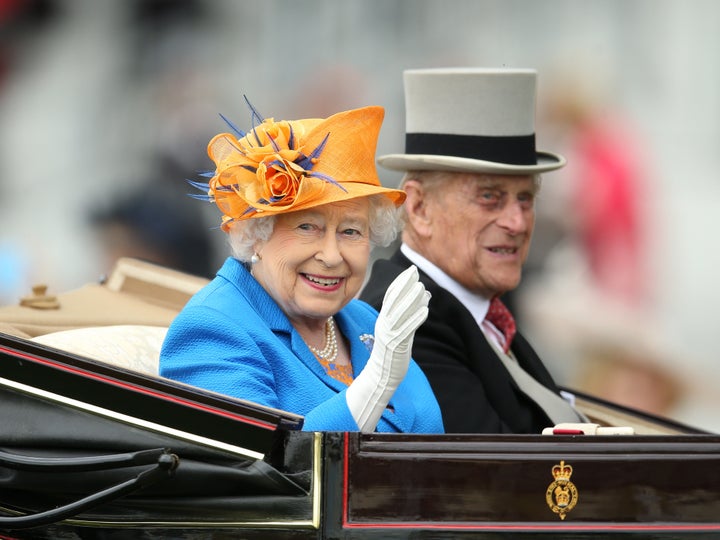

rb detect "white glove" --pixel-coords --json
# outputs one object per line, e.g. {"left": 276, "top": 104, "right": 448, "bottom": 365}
{"left": 346, "top": 265, "right": 430, "bottom": 432}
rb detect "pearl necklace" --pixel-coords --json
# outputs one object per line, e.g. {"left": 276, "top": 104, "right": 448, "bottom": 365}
{"left": 308, "top": 317, "right": 338, "bottom": 362}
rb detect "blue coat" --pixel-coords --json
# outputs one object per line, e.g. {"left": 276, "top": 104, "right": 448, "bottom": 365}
{"left": 160, "top": 257, "right": 444, "bottom": 433}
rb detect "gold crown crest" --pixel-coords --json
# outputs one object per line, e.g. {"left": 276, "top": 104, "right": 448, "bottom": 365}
{"left": 552, "top": 461, "right": 573, "bottom": 481}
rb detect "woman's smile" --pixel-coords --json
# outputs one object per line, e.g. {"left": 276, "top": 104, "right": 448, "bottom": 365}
{"left": 301, "top": 273, "right": 344, "bottom": 291}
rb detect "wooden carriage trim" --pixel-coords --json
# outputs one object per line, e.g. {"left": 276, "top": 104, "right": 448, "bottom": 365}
{"left": 340, "top": 432, "right": 720, "bottom": 533}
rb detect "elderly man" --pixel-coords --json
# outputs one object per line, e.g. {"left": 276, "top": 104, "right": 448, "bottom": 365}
{"left": 361, "top": 68, "right": 586, "bottom": 433}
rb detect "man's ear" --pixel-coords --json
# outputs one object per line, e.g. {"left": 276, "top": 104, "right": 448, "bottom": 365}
{"left": 403, "top": 180, "right": 433, "bottom": 237}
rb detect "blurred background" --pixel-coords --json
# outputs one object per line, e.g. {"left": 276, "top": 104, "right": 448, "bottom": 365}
{"left": 1, "top": 0, "right": 718, "bottom": 430}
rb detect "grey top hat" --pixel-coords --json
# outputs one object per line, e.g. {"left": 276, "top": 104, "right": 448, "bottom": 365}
{"left": 378, "top": 67, "right": 566, "bottom": 174}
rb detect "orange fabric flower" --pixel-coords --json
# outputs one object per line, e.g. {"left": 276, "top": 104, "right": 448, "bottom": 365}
{"left": 200, "top": 104, "right": 405, "bottom": 231}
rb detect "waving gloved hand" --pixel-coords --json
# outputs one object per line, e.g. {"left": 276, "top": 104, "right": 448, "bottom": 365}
{"left": 346, "top": 265, "right": 430, "bottom": 432}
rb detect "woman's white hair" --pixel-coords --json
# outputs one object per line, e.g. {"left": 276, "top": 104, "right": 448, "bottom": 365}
{"left": 227, "top": 194, "right": 400, "bottom": 262}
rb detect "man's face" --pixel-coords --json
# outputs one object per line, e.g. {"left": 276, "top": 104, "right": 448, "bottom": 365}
{"left": 419, "top": 173, "right": 537, "bottom": 298}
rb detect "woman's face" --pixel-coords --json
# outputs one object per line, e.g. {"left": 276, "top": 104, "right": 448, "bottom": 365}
{"left": 251, "top": 198, "right": 371, "bottom": 327}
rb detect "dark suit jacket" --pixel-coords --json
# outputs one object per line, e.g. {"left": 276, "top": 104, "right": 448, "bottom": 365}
{"left": 360, "top": 250, "right": 562, "bottom": 434}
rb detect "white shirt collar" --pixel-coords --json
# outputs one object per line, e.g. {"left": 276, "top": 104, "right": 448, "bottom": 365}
{"left": 400, "top": 243, "right": 491, "bottom": 328}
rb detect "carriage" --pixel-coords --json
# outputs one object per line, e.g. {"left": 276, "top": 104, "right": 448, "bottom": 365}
{"left": 1, "top": 258, "right": 719, "bottom": 539}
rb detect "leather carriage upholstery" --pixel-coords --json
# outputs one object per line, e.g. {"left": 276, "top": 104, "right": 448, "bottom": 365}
{"left": 0, "top": 257, "right": 208, "bottom": 373}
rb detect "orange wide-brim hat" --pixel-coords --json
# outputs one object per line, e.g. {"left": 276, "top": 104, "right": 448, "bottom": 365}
{"left": 195, "top": 103, "right": 405, "bottom": 231}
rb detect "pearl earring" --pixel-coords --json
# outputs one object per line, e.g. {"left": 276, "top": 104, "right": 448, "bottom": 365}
{"left": 250, "top": 253, "right": 260, "bottom": 264}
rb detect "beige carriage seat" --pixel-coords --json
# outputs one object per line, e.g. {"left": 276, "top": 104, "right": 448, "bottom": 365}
{"left": 0, "top": 257, "right": 209, "bottom": 375}
{"left": 31, "top": 324, "right": 167, "bottom": 375}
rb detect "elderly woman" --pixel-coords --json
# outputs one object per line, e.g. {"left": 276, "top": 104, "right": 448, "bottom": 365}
{"left": 160, "top": 101, "right": 443, "bottom": 433}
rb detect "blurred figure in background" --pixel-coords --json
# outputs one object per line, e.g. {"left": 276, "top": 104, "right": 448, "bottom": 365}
{"left": 0, "top": 0, "right": 58, "bottom": 85}
{"left": 0, "top": 240, "right": 29, "bottom": 304}
{"left": 519, "top": 65, "right": 684, "bottom": 418}
{"left": 0, "top": 0, "right": 59, "bottom": 303}
{"left": 577, "top": 342, "right": 683, "bottom": 417}
{"left": 288, "top": 63, "right": 370, "bottom": 119}
{"left": 543, "top": 71, "right": 650, "bottom": 308}
{"left": 91, "top": 159, "right": 216, "bottom": 279}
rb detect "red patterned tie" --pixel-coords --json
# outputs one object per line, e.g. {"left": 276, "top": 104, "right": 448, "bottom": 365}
{"left": 485, "top": 297, "right": 516, "bottom": 353}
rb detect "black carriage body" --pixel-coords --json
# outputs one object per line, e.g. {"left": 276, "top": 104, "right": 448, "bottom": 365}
{"left": 2, "top": 333, "right": 720, "bottom": 539}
